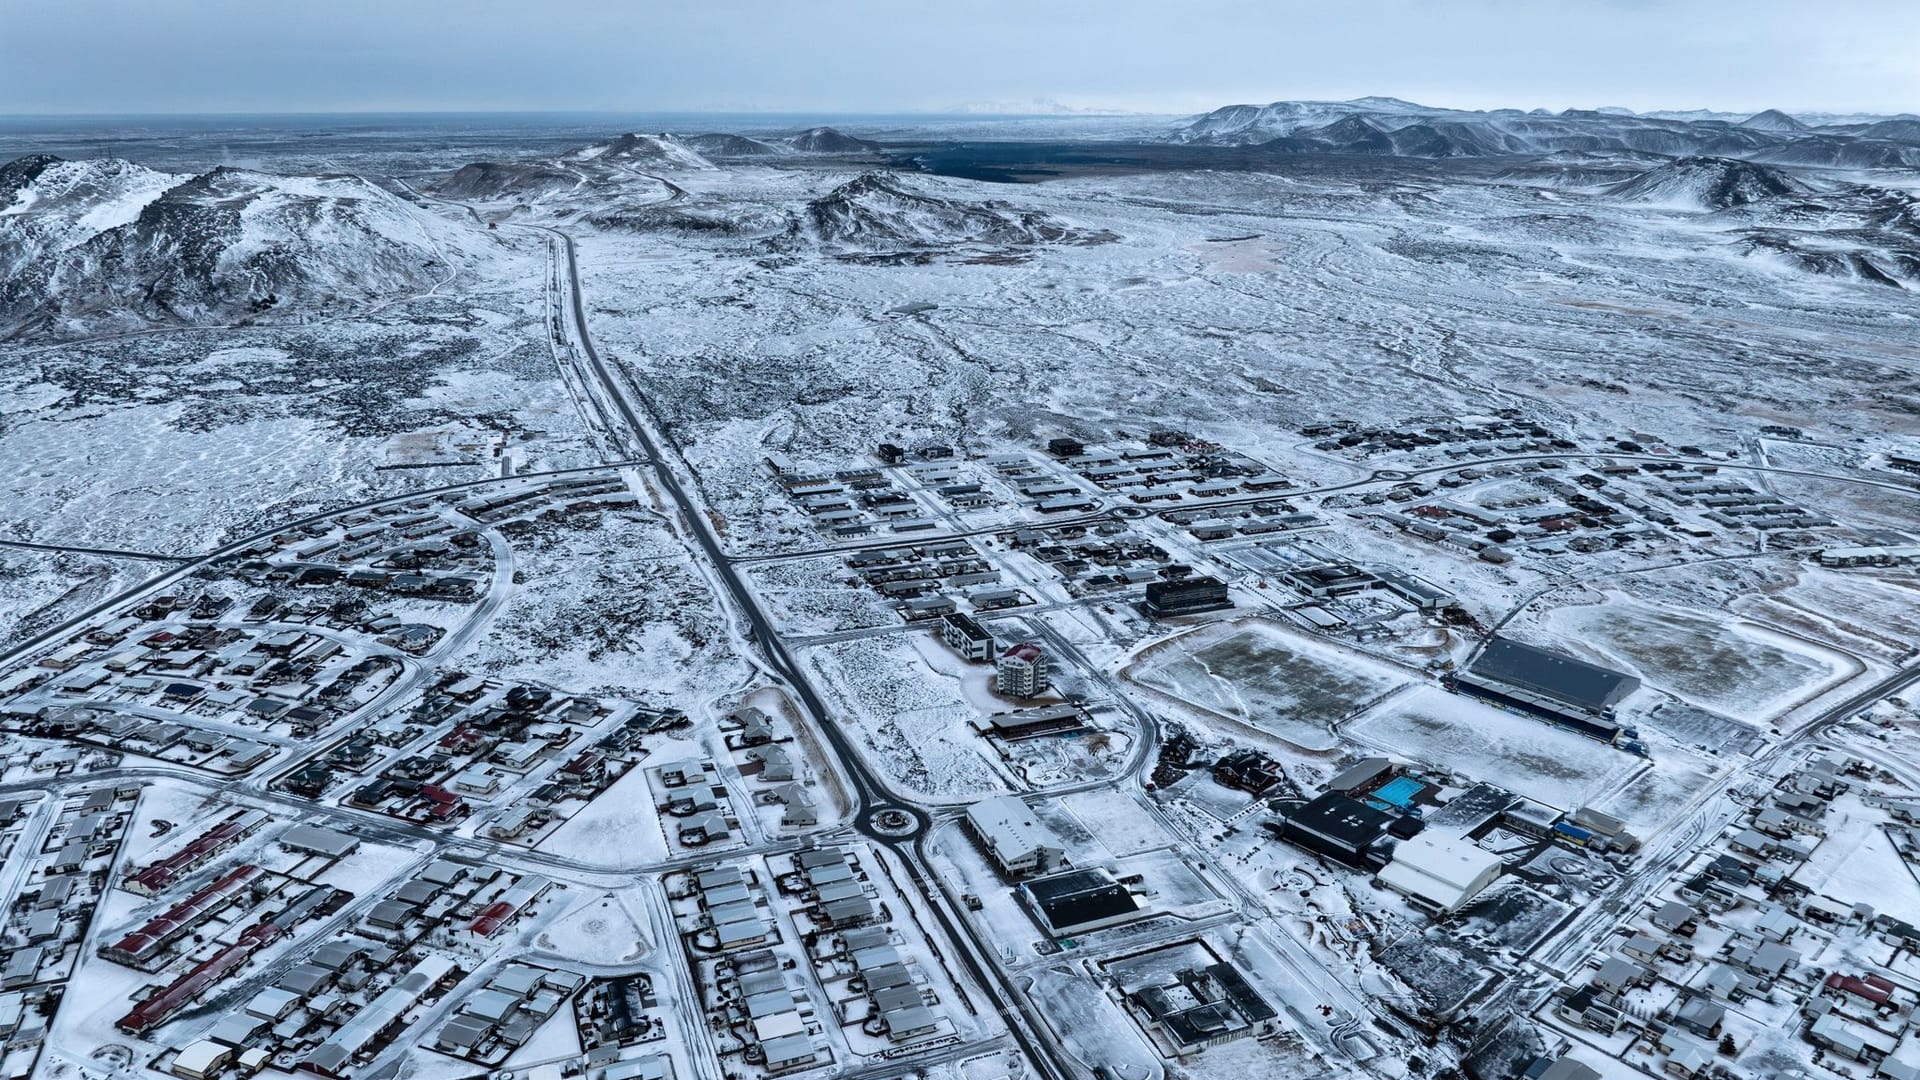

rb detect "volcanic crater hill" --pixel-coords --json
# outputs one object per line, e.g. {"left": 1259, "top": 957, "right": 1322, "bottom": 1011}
{"left": 1603, "top": 156, "right": 1810, "bottom": 210}
{"left": 435, "top": 160, "right": 584, "bottom": 201}
{"left": 0, "top": 155, "right": 189, "bottom": 281}
{"left": 1726, "top": 183, "right": 1920, "bottom": 288}
{"left": 1169, "top": 96, "right": 1920, "bottom": 167}
{"left": 776, "top": 170, "right": 1114, "bottom": 260}
{"left": 1738, "top": 108, "right": 1810, "bottom": 134}
{"left": 783, "top": 126, "right": 884, "bottom": 154}
{"left": 587, "top": 198, "right": 791, "bottom": 239}
{"left": 0, "top": 155, "right": 498, "bottom": 337}
{"left": 569, "top": 132, "right": 718, "bottom": 172}
{"left": 1735, "top": 233, "right": 1920, "bottom": 287}
{"left": 683, "top": 133, "right": 787, "bottom": 158}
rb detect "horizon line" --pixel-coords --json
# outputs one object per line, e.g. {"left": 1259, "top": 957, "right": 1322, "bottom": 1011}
{"left": 0, "top": 107, "right": 1176, "bottom": 121}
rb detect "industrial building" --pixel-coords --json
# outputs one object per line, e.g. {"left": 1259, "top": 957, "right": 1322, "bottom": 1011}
{"left": 1116, "top": 949, "right": 1280, "bottom": 1055}
{"left": 969, "top": 703, "right": 1087, "bottom": 742}
{"left": 963, "top": 796, "right": 1065, "bottom": 878}
{"left": 1018, "top": 867, "right": 1149, "bottom": 938}
{"left": 1375, "top": 832, "right": 1504, "bottom": 914}
{"left": 1274, "top": 791, "right": 1412, "bottom": 869}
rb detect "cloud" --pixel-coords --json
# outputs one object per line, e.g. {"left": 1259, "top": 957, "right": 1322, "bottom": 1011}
{"left": 1, "top": 0, "right": 1914, "bottom": 115}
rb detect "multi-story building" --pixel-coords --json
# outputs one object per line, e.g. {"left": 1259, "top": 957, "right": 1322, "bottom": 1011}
{"left": 995, "top": 642, "right": 1049, "bottom": 698}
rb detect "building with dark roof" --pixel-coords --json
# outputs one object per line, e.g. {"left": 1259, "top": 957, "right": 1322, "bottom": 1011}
{"left": 1144, "top": 577, "right": 1231, "bottom": 617}
{"left": 1018, "top": 867, "right": 1149, "bottom": 938}
{"left": 1212, "top": 750, "right": 1285, "bottom": 795}
{"left": 1274, "top": 792, "right": 1403, "bottom": 869}
{"left": 1325, "top": 756, "right": 1393, "bottom": 794}
{"left": 1123, "top": 959, "right": 1280, "bottom": 1055}
{"left": 938, "top": 613, "right": 996, "bottom": 662}
{"left": 1450, "top": 636, "right": 1640, "bottom": 745}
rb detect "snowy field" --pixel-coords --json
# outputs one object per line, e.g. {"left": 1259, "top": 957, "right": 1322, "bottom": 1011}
{"left": 0, "top": 547, "right": 158, "bottom": 651}
{"left": 0, "top": 256, "right": 597, "bottom": 556}
{"left": 1794, "top": 795, "right": 1920, "bottom": 925}
{"left": 1127, "top": 617, "right": 1409, "bottom": 752}
{"left": 1540, "top": 595, "right": 1856, "bottom": 722}
{"left": 798, "top": 631, "right": 1012, "bottom": 801}
{"left": 1740, "top": 568, "right": 1920, "bottom": 667}
{"left": 1586, "top": 744, "right": 1726, "bottom": 832}
{"left": 536, "top": 759, "right": 671, "bottom": 868}
{"left": 1349, "top": 685, "right": 1641, "bottom": 810}
{"left": 563, "top": 163, "right": 1920, "bottom": 542}
{"left": 742, "top": 555, "right": 896, "bottom": 636}
{"left": 449, "top": 505, "right": 751, "bottom": 704}
{"left": 1056, "top": 787, "right": 1177, "bottom": 859}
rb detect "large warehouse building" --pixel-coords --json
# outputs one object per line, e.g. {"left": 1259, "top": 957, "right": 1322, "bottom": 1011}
{"left": 964, "top": 796, "right": 1066, "bottom": 878}
{"left": 1450, "top": 637, "right": 1641, "bottom": 747}
{"left": 1376, "top": 832, "right": 1504, "bottom": 915}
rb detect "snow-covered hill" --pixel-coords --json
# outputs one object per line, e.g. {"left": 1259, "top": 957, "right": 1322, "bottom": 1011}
{"left": 780, "top": 171, "right": 1110, "bottom": 260}
{"left": 569, "top": 133, "right": 716, "bottom": 171}
{"left": 0, "top": 156, "right": 188, "bottom": 283}
{"left": 436, "top": 160, "right": 583, "bottom": 201}
{"left": 684, "top": 133, "right": 787, "bottom": 158}
{"left": 1605, "top": 157, "right": 1809, "bottom": 210}
{"left": 1, "top": 157, "right": 497, "bottom": 336}
{"left": 784, "top": 127, "right": 884, "bottom": 154}
{"left": 1738, "top": 109, "right": 1808, "bottom": 134}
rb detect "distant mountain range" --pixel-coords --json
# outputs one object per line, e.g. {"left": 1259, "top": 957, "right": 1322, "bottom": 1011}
{"left": 1167, "top": 97, "right": 1920, "bottom": 167}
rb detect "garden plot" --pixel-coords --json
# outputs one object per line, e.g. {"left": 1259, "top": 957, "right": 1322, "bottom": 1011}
{"left": 1543, "top": 596, "right": 1854, "bottom": 722}
{"left": 1126, "top": 617, "right": 1408, "bottom": 752}
{"left": 798, "top": 632, "right": 1012, "bottom": 802}
{"left": 1349, "top": 686, "right": 1638, "bottom": 811}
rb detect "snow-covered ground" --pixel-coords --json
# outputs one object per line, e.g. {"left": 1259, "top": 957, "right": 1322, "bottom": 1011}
{"left": 7, "top": 113, "right": 1920, "bottom": 1080}
{"left": 1126, "top": 617, "right": 1410, "bottom": 753}
{"left": 1348, "top": 685, "right": 1641, "bottom": 811}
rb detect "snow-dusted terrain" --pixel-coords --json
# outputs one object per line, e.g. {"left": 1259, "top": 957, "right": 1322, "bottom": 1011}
{"left": 4, "top": 103, "right": 1920, "bottom": 1080}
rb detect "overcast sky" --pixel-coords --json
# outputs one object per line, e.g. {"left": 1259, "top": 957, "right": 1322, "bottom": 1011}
{"left": 3, "top": 0, "right": 1915, "bottom": 117}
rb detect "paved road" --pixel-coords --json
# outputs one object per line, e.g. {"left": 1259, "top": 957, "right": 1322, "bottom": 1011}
{"left": 521, "top": 224, "right": 1079, "bottom": 1080}
{"left": 0, "top": 538, "right": 191, "bottom": 562}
